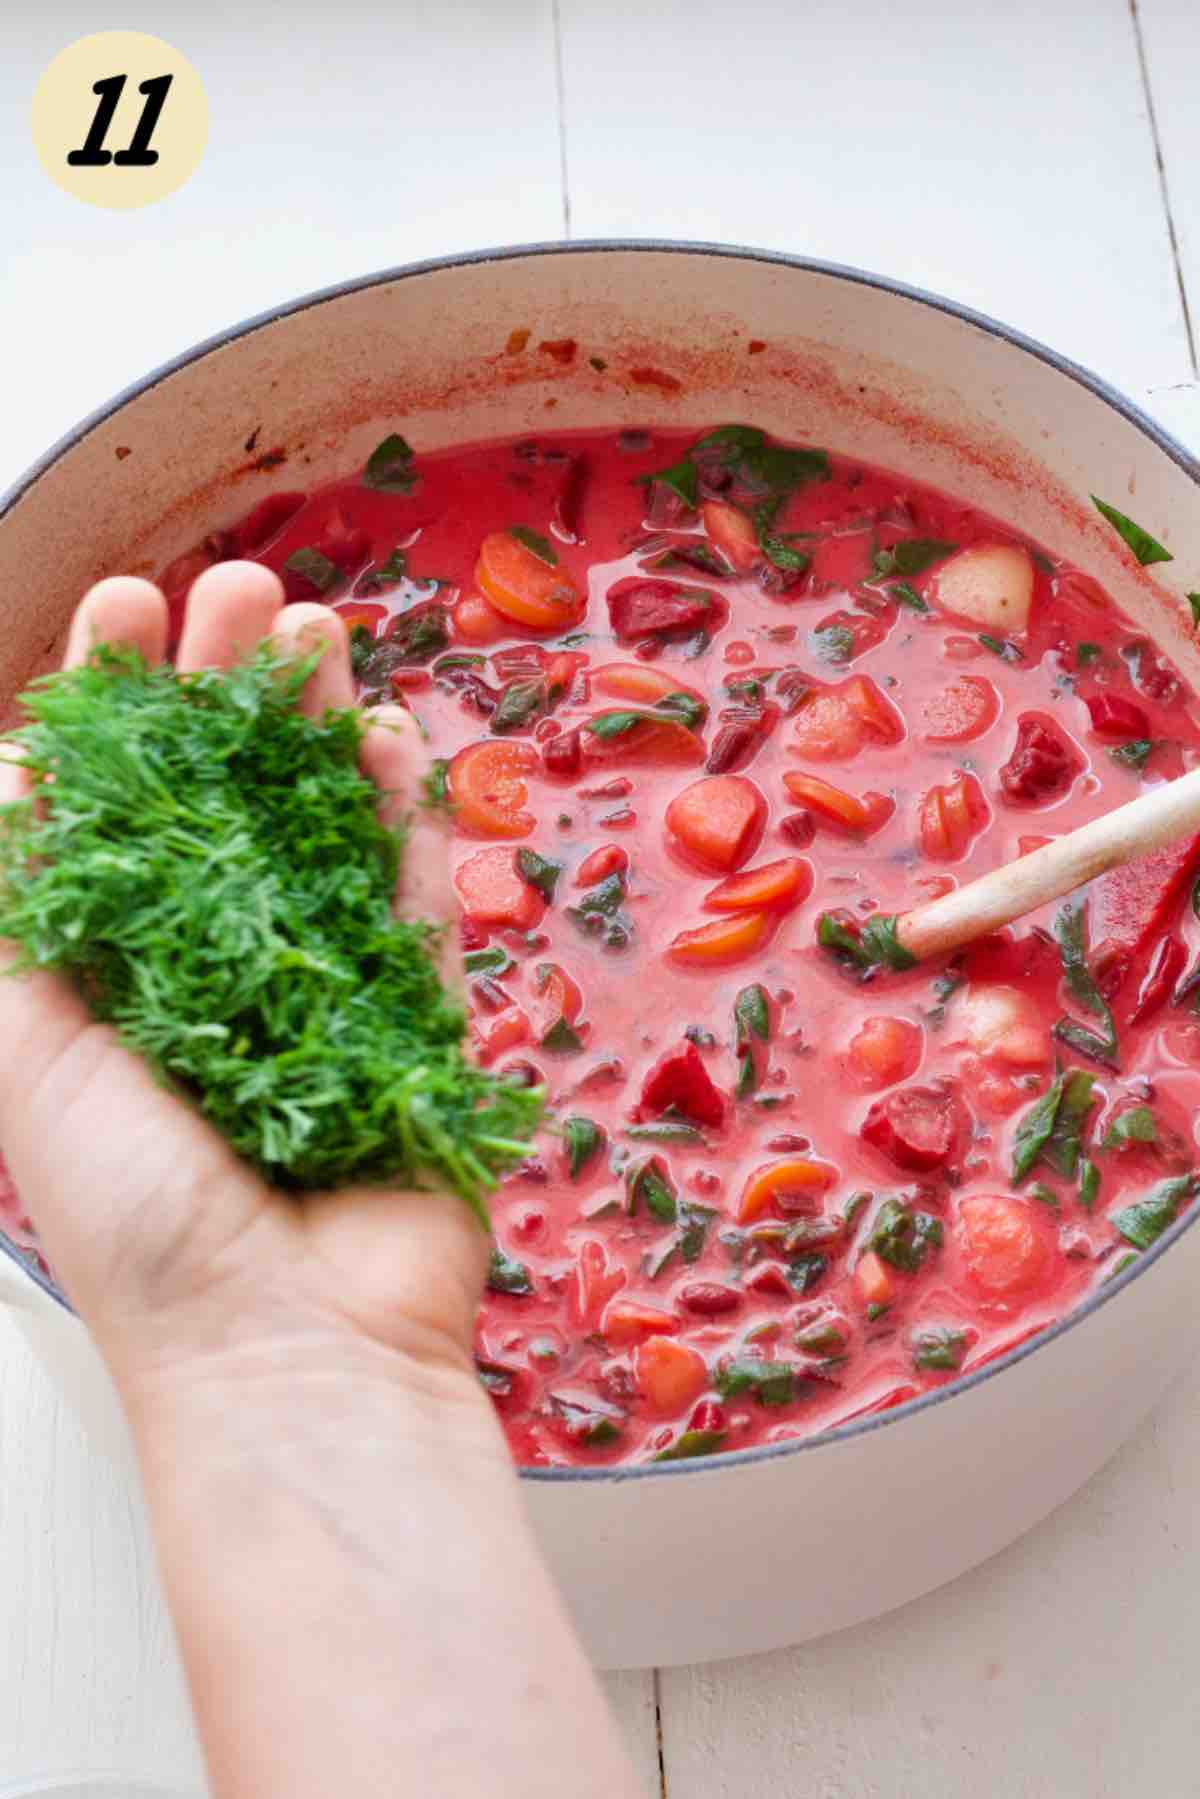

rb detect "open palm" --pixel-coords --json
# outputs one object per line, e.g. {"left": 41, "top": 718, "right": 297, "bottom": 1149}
{"left": 0, "top": 563, "right": 487, "bottom": 1392}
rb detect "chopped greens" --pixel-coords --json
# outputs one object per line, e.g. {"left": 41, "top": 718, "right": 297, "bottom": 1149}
{"left": 1091, "top": 496, "right": 1172, "bottom": 567}
{"left": 1076, "top": 643, "right": 1102, "bottom": 666}
{"left": 541, "top": 1017, "right": 584, "bottom": 1055}
{"left": 891, "top": 581, "right": 930, "bottom": 613}
{"left": 1052, "top": 901, "right": 1118, "bottom": 1068}
{"left": 912, "top": 1327, "right": 966, "bottom": 1372}
{"left": 422, "top": 757, "right": 452, "bottom": 811}
{"left": 509, "top": 525, "right": 559, "bottom": 565}
{"left": 654, "top": 1428, "right": 726, "bottom": 1462}
{"left": 364, "top": 432, "right": 418, "bottom": 494}
{"left": 1189, "top": 593, "right": 1200, "bottom": 630}
{"left": 0, "top": 646, "right": 540, "bottom": 1215}
{"left": 1012, "top": 1068, "right": 1096, "bottom": 1183}
{"left": 872, "top": 539, "right": 956, "bottom": 579}
{"left": 517, "top": 849, "right": 563, "bottom": 901}
{"left": 1109, "top": 738, "right": 1154, "bottom": 772}
{"left": 734, "top": 983, "right": 771, "bottom": 1046}
{"left": 488, "top": 1249, "right": 534, "bottom": 1295}
{"left": 625, "top": 1156, "right": 677, "bottom": 1222}
{"left": 812, "top": 624, "right": 856, "bottom": 664}
{"left": 283, "top": 546, "right": 340, "bottom": 594}
{"left": 1103, "top": 1106, "right": 1157, "bottom": 1150}
{"left": 464, "top": 946, "right": 514, "bottom": 977}
{"left": 1112, "top": 1175, "right": 1196, "bottom": 1250}
{"left": 978, "top": 634, "right": 1024, "bottom": 663}
{"left": 867, "top": 1199, "right": 943, "bottom": 1273}
{"left": 563, "top": 1115, "right": 605, "bottom": 1178}
{"left": 715, "top": 1358, "right": 804, "bottom": 1406}
{"left": 816, "top": 911, "right": 916, "bottom": 976}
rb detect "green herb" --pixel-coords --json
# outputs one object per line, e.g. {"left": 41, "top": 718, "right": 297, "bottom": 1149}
{"left": 695, "top": 427, "right": 830, "bottom": 497}
{"left": 678, "top": 1201, "right": 715, "bottom": 1263}
{"left": 283, "top": 547, "right": 340, "bottom": 594}
{"left": 464, "top": 946, "right": 513, "bottom": 977}
{"left": 348, "top": 623, "right": 376, "bottom": 676}
{"left": 640, "top": 455, "right": 700, "bottom": 510}
{"left": 373, "top": 547, "right": 410, "bottom": 584}
{"left": 1112, "top": 1175, "right": 1196, "bottom": 1250}
{"left": 1105, "top": 1251, "right": 1139, "bottom": 1283}
{"left": 843, "top": 1191, "right": 871, "bottom": 1230}
{"left": 1189, "top": 594, "right": 1200, "bottom": 630}
{"left": 786, "top": 1253, "right": 827, "bottom": 1293}
{"left": 734, "top": 983, "right": 771, "bottom": 1046}
{"left": 585, "top": 693, "right": 706, "bottom": 741}
{"left": 1052, "top": 901, "right": 1118, "bottom": 1067}
{"left": 563, "top": 1114, "right": 605, "bottom": 1178}
{"left": 861, "top": 913, "right": 918, "bottom": 972}
{"left": 924, "top": 970, "right": 963, "bottom": 1029}
{"left": 912, "top": 1327, "right": 966, "bottom": 1372}
{"left": 657, "top": 690, "right": 709, "bottom": 730}
{"left": 891, "top": 581, "right": 930, "bottom": 613}
{"left": 715, "top": 1358, "right": 801, "bottom": 1406}
{"left": 1077, "top": 643, "right": 1102, "bottom": 666}
{"left": 1079, "top": 1157, "right": 1100, "bottom": 1210}
{"left": 1029, "top": 1182, "right": 1060, "bottom": 1210}
{"left": 570, "top": 870, "right": 625, "bottom": 917}
{"left": 584, "top": 709, "right": 651, "bottom": 742}
{"left": 1103, "top": 1105, "right": 1157, "bottom": 1149}
{"left": 873, "top": 539, "right": 956, "bottom": 579}
{"left": 488, "top": 1249, "right": 534, "bottom": 1295}
{"left": 0, "top": 646, "right": 540, "bottom": 1214}
{"left": 1043, "top": 1070, "right": 1097, "bottom": 1179}
{"left": 812, "top": 625, "right": 856, "bottom": 664}
{"left": 625, "top": 1120, "right": 705, "bottom": 1144}
{"left": 516, "top": 849, "right": 563, "bottom": 901}
{"left": 422, "top": 757, "right": 452, "bottom": 812}
{"left": 625, "top": 1156, "right": 677, "bottom": 1222}
{"left": 364, "top": 433, "right": 418, "bottom": 493}
{"left": 492, "top": 677, "right": 547, "bottom": 735}
{"left": 550, "top": 1394, "right": 624, "bottom": 1447}
{"left": 509, "top": 525, "right": 558, "bottom": 566}
{"left": 646, "top": 544, "right": 731, "bottom": 577}
{"left": 734, "top": 1049, "right": 758, "bottom": 1099}
{"left": 978, "top": 634, "right": 1024, "bottom": 663}
{"left": 867, "top": 1199, "right": 943, "bottom": 1273}
{"left": 796, "top": 1321, "right": 847, "bottom": 1356}
{"left": 1109, "top": 739, "right": 1153, "bottom": 772}
{"left": 1091, "top": 496, "right": 1172, "bottom": 567}
{"left": 866, "top": 1301, "right": 889, "bottom": 1322}
{"left": 816, "top": 911, "right": 874, "bottom": 974}
{"left": 654, "top": 1428, "right": 726, "bottom": 1462}
{"left": 1012, "top": 1075, "right": 1066, "bottom": 1183}
{"left": 541, "top": 1017, "right": 583, "bottom": 1054}
{"left": 725, "top": 677, "right": 765, "bottom": 703}
{"left": 358, "top": 605, "right": 450, "bottom": 684}
{"left": 1032, "top": 550, "right": 1056, "bottom": 575}
{"left": 760, "top": 533, "right": 811, "bottom": 574}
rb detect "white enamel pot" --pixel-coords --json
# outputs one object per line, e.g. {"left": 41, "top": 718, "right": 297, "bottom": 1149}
{"left": 3, "top": 243, "right": 1200, "bottom": 1671}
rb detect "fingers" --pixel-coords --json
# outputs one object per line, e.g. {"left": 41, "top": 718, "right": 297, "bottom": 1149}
{"left": 360, "top": 707, "right": 462, "bottom": 996}
{"left": 271, "top": 603, "right": 355, "bottom": 717}
{"left": 176, "top": 560, "right": 284, "bottom": 672}
{"left": 64, "top": 576, "right": 167, "bottom": 670}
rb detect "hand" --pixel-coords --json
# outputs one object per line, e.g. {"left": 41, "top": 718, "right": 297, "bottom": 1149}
{"left": 0, "top": 562, "right": 488, "bottom": 1405}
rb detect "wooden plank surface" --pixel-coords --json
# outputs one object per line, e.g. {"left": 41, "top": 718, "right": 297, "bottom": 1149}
{"left": 558, "top": 0, "right": 1192, "bottom": 397}
{"left": 1136, "top": 0, "right": 1200, "bottom": 380}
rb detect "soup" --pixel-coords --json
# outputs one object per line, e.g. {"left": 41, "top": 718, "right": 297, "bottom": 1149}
{"left": 11, "top": 421, "right": 1200, "bottom": 1467}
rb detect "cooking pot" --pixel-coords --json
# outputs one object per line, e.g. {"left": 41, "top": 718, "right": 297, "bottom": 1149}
{"left": 2, "top": 242, "right": 1199, "bottom": 1670}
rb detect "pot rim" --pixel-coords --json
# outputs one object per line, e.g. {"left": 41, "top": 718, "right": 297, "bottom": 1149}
{"left": 3, "top": 236, "right": 1198, "bottom": 1485}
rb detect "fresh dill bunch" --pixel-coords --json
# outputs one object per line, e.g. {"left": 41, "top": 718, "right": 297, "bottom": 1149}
{"left": 0, "top": 645, "right": 540, "bottom": 1222}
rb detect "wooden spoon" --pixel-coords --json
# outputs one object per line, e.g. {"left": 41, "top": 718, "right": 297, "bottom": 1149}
{"left": 893, "top": 765, "right": 1200, "bottom": 964}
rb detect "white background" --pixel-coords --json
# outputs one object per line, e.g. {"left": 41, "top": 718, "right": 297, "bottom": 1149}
{"left": 1, "top": 3, "right": 1199, "bottom": 1793}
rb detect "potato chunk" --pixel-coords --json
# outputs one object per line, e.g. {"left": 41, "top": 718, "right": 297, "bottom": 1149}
{"left": 933, "top": 544, "right": 1034, "bottom": 631}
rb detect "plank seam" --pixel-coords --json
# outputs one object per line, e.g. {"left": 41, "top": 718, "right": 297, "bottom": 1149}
{"left": 551, "top": 0, "right": 572, "bottom": 239}
{"left": 653, "top": 1665, "right": 668, "bottom": 1797}
{"left": 1129, "top": 0, "right": 1199, "bottom": 377}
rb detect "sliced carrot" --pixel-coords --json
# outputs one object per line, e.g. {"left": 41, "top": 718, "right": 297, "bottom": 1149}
{"left": 532, "top": 961, "right": 583, "bottom": 1034}
{"left": 848, "top": 1016, "right": 922, "bottom": 1089}
{"left": 665, "top": 775, "right": 766, "bottom": 872}
{"left": 668, "top": 910, "right": 775, "bottom": 966}
{"left": 334, "top": 600, "right": 389, "bottom": 635}
{"left": 454, "top": 847, "right": 546, "bottom": 930}
{"left": 737, "top": 1158, "right": 837, "bottom": 1223}
{"left": 472, "top": 1007, "right": 531, "bottom": 1066}
{"left": 704, "top": 856, "right": 812, "bottom": 912}
{"left": 476, "top": 530, "right": 584, "bottom": 631}
{"left": 921, "top": 674, "right": 999, "bottom": 744}
{"left": 854, "top": 1251, "right": 894, "bottom": 1310}
{"left": 591, "top": 662, "right": 705, "bottom": 707}
{"left": 602, "top": 1300, "right": 680, "bottom": 1348}
{"left": 789, "top": 691, "right": 864, "bottom": 759}
{"left": 583, "top": 714, "right": 707, "bottom": 766}
{"left": 452, "top": 591, "right": 509, "bottom": 645}
{"left": 448, "top": 740, "right": 537, "bottom": 839}
{"left": 636, "top": 1335, "right": 709, "bottom": 1414}
{"left": 918, "top": 772, "right": 987, "bottom": 861}
{"left": 782, "top": 771, "right": 892, "bottom": 836}
{"left": 701, "top": 499, "right": 759, "bottom": 570}
{"left": 843, "top": 675, "right": 904, "bottom": 744}
{"left": 575, "top": 844, "right": 629, "bottom": 887}
{"left": 959, "top": 1194, "right": 1050, "bottom": 1299}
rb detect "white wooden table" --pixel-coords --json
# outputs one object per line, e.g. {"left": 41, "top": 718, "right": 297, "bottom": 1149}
{"left": 2, "top": 3, "right": 1199, "bottom": 1792}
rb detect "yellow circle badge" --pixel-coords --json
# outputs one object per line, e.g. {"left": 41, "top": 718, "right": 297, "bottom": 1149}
{"left": 32, "top": 32, "right": 207, "bottom": 210}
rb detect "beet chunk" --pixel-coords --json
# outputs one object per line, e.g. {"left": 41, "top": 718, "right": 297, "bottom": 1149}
{"left": 1086, "top": 693, "right": 1150, "bottom": 739}
{"left": 998, "top": 714, "right": 1081, "bottom": 806}
{"left": 638, "top": 1040, "right": 725, "bottom": 1128}
{"left": 861, "top": 1086, "right": 957, "bottom": 1172}
{"left": 607, "top": 578, "right": 718, "bottom": 642}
